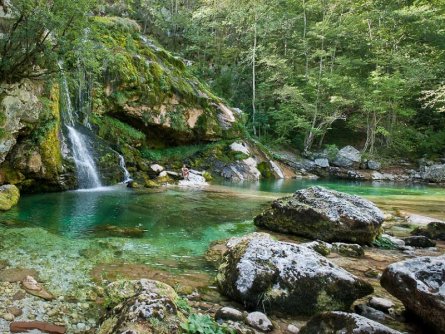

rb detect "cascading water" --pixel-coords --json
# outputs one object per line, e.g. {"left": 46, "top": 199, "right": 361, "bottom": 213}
{"left": 59, "top": 63, "right": 102, "bottom": 189}
{"left": 118, "top": 154, "right": 132, "bottom": 183}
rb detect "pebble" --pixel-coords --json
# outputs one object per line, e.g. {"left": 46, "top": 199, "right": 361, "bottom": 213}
{"left": 287, "top": 324, "right": 300, "bottom": 334}
{"left": 245, "top": 312, "right": 273, "bottom": 332}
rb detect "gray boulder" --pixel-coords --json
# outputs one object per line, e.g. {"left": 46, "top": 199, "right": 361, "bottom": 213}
{"left": 216, "top": 233, "right": 373, "bottom": 316}
{"left": 402, "top": 236, "right": 436, "bottom": 248}
{"left": 314, "top": 158, "right": 329, "bottom": 168}
{"left": 332, "top": 146, "right": 361, "bottom": 168}
{"left": 299, "top": 312, "right": 402, "bottom": 334}
{"left": 367, "top": 160, "right": 381, "bottom": 170}
{"left": 421, "top": 164, "right": 445, "bottom": 183}
{"left": 380, "top": 255, "right": 445, "bottom": 333}
{"left": 254, "top": 186, "right": 384, "bottom": 244}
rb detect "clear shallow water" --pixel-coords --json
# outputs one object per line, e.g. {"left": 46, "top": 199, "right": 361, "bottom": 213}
{"left": 0, "top": 179, "right": 444, "bottom": 284}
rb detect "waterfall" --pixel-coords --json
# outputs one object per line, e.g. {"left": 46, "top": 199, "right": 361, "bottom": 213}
{"left": 118, "top": 154, "right": 132, "bottom": 183}
{"left": 59, "top": 62, "right": 102, "bottom": 189}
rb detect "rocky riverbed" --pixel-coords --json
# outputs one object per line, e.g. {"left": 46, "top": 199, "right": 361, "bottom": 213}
{"left": 0, "top": 184, "right": 444, "bottom": 334}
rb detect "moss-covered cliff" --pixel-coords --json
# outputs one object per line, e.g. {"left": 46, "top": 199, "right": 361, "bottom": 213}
{"left": 0, "top": 15, "right": 280, "bottom": 192}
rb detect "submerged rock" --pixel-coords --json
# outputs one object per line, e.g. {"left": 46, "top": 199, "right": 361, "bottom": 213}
{"left": 299, "top": 312, "right": 401, "bottom": 334}
{"left": 98, "top": 279, "right": 186, "bottom": 334}
{"left": 216, "top": 233, "right": 373, "bottom": 316}
{"left": 10, "top": 321, "right": 66, "bottom": 334}
{"left": 332, "top": 243, "right": 365, "bottom": 258}
{"left": 0, "top": 184, "right": 19, "bottom": 211}
{"left": 254, "top": 186, "right": 384, "bottom": 244}
{"left": 380, "top": 255, "right": 445, "bottom": 333}
{"left": 22, "top": 275, "right": 54, "bottom": 300}
{"left": 411, "top": 221, "right": 445, "bottom": 241}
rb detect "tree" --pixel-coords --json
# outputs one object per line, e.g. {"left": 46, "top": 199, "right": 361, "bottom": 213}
{"left": 0, "top": 0, "right": 95, "bottom": 82}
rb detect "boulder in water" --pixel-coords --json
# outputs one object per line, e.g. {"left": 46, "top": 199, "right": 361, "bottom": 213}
{"left": 299, "top": 312, "right": 402, "bottom": 334}
{"left": 216, "top": 233, "right": 373, "bottom": 316}
{"left": 380, "top": 255, "right": 445, "bottom": 333}
{"left": 0, "top": 184, "right": 19, "bottom": 211}
{"left": 254, "top": 186, "right": 384, "bottom": 244}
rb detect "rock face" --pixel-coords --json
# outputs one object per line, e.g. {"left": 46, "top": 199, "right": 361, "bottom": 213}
{"left": 332, "top": 146, "right": 361, "bottom": 168}
{"left": 299, "top": 312, "right": 402, "bottom": 334}
{"left": 421, "top": 164, "right": 445, "bottom": 183}
{"left": 216, "top": 233, "right": 373, "bottom": 316}
{"left": 0, "top": 184, "right": 19, "bottom": 210}
{"left": 254, "top": 186, "right": 384, "bottom": 244}
{"left": 380, "top": 255, "right": 445, "bottom": 333}
{"left": 98, "top": 279, "right": 186, "bottom": 334}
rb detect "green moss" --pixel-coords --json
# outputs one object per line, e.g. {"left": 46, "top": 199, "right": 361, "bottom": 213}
{"left": 0, "top": 185, "right": 20, "bottom": 211}
{"left": 257, "top": 161, "right": 274, "bottom": 178}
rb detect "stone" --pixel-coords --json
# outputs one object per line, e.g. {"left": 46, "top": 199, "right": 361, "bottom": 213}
{"left": 402, "top": 236, "right": 436, "bottom": 248}
{"left": 299, "top": 312, "right": 401, "bottom": 334}
{"left": 150, "top": 164, "right": 164, "bottom": 173}
{"left": 254, "top": 186, "right": 384, "bottom": 244}
{"left": 332, "top": 243, "right": 365, "bottom": 258}
{"left": 10, "top": 321, "right": 66, "bottom": 334}
{"left": 411, "top": 222, "right": 445, "bottom": 241}
{"left": 354, "top": 304, "right": 393, "bottom": 322}
{"left": 215, "top": 307, "right": 245, "bottom": 322}
{"left": 7, "top": 307, "right": 23, "bottom": 317}
{"left": 302, "top": 240, "right": 332, "bottom": 256}
{"left": 421, "top": 164, "right": 445, "bottom": 183}
{"left": 245, "top": 312, "right": 273, "bottom": 332}
{"left": 368, "top": 297, "right": 395, "bottom": 313}
{"left": 221, "top": 157, "right": 261, "bottom": 181}
{"left": 380, "top": 255, "right": 445, "bottom": 333}
{"left": 314, "top": 158, "right": 329, "bottom": 168}
{"left": 332, "top": 146, "right": 361, "bottom": 168}
{"left": 22, "top": 275, "right": 55, "bottom": 300}
{"left": 367, "top": 160, "right": 381, "bottom": 170}
{"left": 286, "top": 324, "right": 300, "bottom": 334}
{"left": 0, "top": 268, "right": 39, "bottom": 282}
{"left": 97, "top": 279, "right": 186, "bottom": 334}
{"left": 2, "top": 313, "right": 14, "bottom": 321}
{"left": 216, "top": 233, "right": 373, "bottom": 316}
{"left": 230, "top": 141, "right": 250, "bottom": 156}
{"left": 0, "top": 184, "right": 20, "bottom": 211}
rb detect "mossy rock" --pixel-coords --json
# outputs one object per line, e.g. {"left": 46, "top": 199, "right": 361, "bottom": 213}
{"left": 0, "top": 185, "right": 20, "bottom": 211}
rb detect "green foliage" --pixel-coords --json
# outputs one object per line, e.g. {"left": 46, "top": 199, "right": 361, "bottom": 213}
{"left": 91, "top": 114, "right": 145, "bottom": 148}
{"left": 324, "top": 145, "right": 339, "bottom": 161}
{"left": 176, "top": 297, "right": 192, "bottom": 314}
{"left": 0, "top": 0, "right": 95, "bottom": 82}
{"left": 140, "top": 144, "right": 207, "bottom": 162}
{"left": 181, "top": 314, "right": 235, "bottom": 334}
{"left": 373, "top": 236, "right": 398, "bottom": 250}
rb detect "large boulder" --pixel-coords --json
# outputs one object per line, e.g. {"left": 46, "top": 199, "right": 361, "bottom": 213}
{"left": 332, "top": 146, "right": 361, "bottom": 168}
{"left": 254, "top": 186, "right": 384, "bottom": 244}
{"left": 216, "top": 233, "right": 373, "bottom": 316}
{"left": 0, "top": 184, "right": 19, "bottom": 210}
{"left": 299, "top": 312, "right": 402, "bottom": 334}
{"left": 380, "top": 255, "right": 445, "bottom": 333}
{"left": 421, "top": 164, "right": 445, "bottom": 183}
{"left": 97, "top": 279, "right": 186, "bottom": 334}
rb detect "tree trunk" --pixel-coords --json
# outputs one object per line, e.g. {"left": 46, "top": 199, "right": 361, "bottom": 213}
{"left": 252, "top": 9, "right": 258, "bottom": 136}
